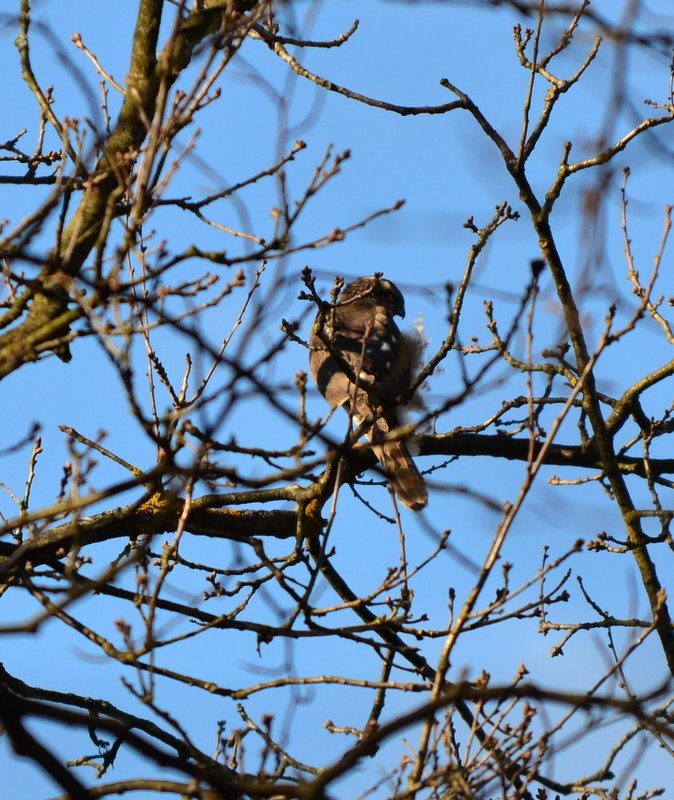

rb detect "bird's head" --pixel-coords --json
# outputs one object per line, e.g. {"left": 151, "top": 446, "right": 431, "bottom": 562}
{"left": 339, "top": 275, "right": 406, "bottom": 318}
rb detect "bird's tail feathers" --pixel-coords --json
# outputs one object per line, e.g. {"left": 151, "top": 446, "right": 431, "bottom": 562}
{"left": 370, "top": 437, "right": 428, "bottom": 511}
{"left": 359, "top": 412, "right": 427, "bottom": 511}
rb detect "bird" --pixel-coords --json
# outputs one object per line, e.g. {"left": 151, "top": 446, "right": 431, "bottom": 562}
{"left": 309, "top": 275, "right": 428, "bottom": 511}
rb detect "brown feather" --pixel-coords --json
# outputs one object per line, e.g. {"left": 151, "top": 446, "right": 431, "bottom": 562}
{"left": 370, "top": 437, "right": 428, "bottom": 511}
{"left": 309, "top": 276, "right": 428, "bottom": 511}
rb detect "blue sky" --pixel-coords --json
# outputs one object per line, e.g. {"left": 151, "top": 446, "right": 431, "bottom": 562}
{"left": 2, "top": 1, "right": 674, "bottom": 797}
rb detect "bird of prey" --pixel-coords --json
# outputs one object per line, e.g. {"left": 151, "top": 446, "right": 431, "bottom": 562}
{"left": 309, "top": 275, "right": 428, "bottom": 511}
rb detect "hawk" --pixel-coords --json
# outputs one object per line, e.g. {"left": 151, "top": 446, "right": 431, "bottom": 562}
{"left": 309, "top": 275, "right": 428, "bottom": 511}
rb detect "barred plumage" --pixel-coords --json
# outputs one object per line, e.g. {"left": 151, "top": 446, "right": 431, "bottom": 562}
{"left": 309, "top": 276, "right": 428, "bottom": 511}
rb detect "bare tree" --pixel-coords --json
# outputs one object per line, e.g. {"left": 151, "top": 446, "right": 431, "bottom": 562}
{"left": 2, "top": 2, "right": 674, "bottom": 799}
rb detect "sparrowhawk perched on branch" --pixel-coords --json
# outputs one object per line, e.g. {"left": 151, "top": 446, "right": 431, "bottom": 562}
{"left": 309, "top": 275, "right": 428, "bottom": 511}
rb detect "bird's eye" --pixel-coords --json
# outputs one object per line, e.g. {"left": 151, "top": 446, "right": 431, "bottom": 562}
{"left": 385, "top": 290, "right": 398, "bottom": 305}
